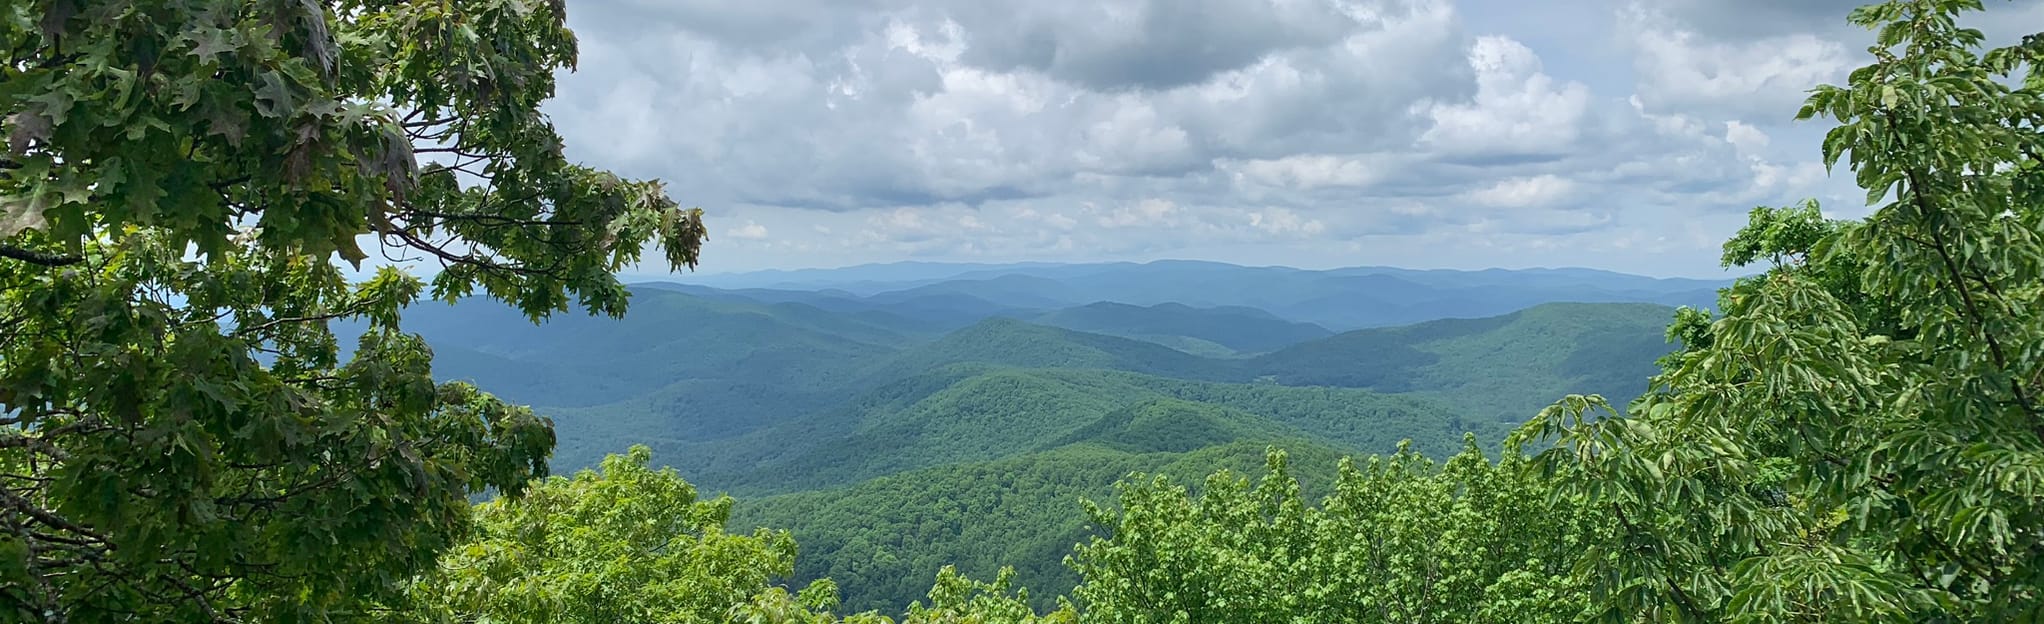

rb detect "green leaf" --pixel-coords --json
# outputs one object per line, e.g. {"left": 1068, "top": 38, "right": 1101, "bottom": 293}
{"left": 0, "top": 192, "right": 54, "bottom": 236}
{"left": 5, "top": 111, "right": 53, "bottom": 154}
{"left": 252, "top": 71, "right": 298, "bottom": 118}
{"left": 184, "top": 26, "right": 236, "bottom": 64}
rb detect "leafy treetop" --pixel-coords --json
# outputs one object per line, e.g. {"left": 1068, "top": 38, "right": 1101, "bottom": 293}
{"left": 0, "top": 0, "right": 705, "bottom": 621}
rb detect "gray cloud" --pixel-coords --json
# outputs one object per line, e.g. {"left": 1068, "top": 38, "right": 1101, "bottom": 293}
{"left": 1645, "top": 0, "right": 1867, "bottom": 40}
{"left": 537, "top": 0, "right": 1883, "bottom": 278}
{"left": 548, "top": 0, "right": 1473, "bottom": 213}
{"left": 947, "top": 0, "right": 1363, "bottom": 91}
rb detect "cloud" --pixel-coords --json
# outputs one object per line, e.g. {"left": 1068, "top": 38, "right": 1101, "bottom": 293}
{"left": 1642, "top": 0, "right": 1866, "bottom": 40}
{"left": 1217, "top": 154, "right": 1386, "bottom": 190}
{"left": 1722, "top": 121, "right": 1770, "bottom": 156}
{"left": 1248, "top": 207, "right": 1327, "bottom": 236}
{"left": 727, "top": 221, "right": 771, "bottom": 240}
{"left": 1094, "top": 199, "right": 1183, "bottom": 229}
{"left": 949, "top": 0, "right": 1364, "bottom": 91}
{"left": 1464, "top": 175, "right": 1575, "bottom": 208}
{"left": 1417, "top": 36, "right": 1591, "bottom": 160}
{"left": 540, "top": 0, "right": 1906, "bottom": 279}
{"left": 1619, "top": 2, "right": 1853, "bottom": 120}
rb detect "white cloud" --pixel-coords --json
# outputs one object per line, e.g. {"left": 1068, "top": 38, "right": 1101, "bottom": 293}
{"left": 1218, "top": 154, "right": 1385, "bottom": 190}
{"left": 1620, "top": 3, "right": 1853, "bottom": 119}
{"left": 1248, "top": 207, "right": 1327, "bottom": 236}
{"left": 1464, "top": 175, "right": 1576, "bottom": 208}
{"left": 1096, "top": 199, "right": 1182, "bottom": 228}
{"left": 543, "top": 0, "right": 1898, "bottom": 278}
{"left": 1723, "top": 121, "right": 1770, "bottom": 156}
{"left": 728, "top": 220, "right": 771, "bottom": 240}
{"left": 1417, "top": 36, "right": 1591, "bottom": 158}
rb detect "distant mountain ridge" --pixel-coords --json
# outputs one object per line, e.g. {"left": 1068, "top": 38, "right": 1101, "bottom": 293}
{"left": 638, "top": 260, "right": 1732, "bottom": 330}
{"left": 665, "top": 259, "right": 1735, "bottom": 293}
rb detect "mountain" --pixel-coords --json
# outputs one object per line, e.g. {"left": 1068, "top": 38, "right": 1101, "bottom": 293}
{"left": 1043, "top": 398, "right": 1303, "bottom": 453}
{"left": 654, "top": 260, "right": 1730, "bottom": 330}
{"left": 864, "top": 274, "right": 1078, "bottom": 310}
{"left": 392, "top": 295, "right": 1677, "bottom": 487}
{"left": 662, "top": 365, "right": 1481, "bottom": 497}
{"left": 1251, "top": 302, "right": 1674, "bottom": 420}
{"left": 343, "top": 288, "right": 929, "bottom": 472}
{"left": 637, "top": 282, "right": 1038, "bottom": 331}
{"left": 668, "top": 261, "right": 1075, "bottom": 293}
{"left": 368, "top": 263, "right": 1697, "bottom": 614}
{"left": 364, "top": 288, "right": 912, "bottom": 406}
{"left": 1029, "top": 301, "right": 1333, "bottom": 354}
{"left": 862, "top": 317, "right": 1239, "bottom": 384}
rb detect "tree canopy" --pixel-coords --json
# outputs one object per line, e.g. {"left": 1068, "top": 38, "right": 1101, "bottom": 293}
{"left": 0, "top": 0, "right": 704, "bottom": 620}
{"left": 1517, "top": 1, "right": 2044, "bottom": 620}
{"left": 405, "top": 446, "right": 818, "bottom": 624}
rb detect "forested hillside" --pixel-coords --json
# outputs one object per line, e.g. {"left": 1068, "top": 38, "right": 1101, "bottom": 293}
{"left": 1252, "top": 302, "right": 1675, "bottom": 420}
{"left": 1029, "top": 301, "right": 1333, "bottom": 355}
{"left": 732, "top": 436, "right": 1354, "bottom": 613}
{"left": 388, "top": 284, "right": 1679, "bottom": 608}
{"left": 335, "top": 258, "right": 1695, "bottom": 611}
{"left": 401, "top": 293, "right": 1678, "bottom": 478}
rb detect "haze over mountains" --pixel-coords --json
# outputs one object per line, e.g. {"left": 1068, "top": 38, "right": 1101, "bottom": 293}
{"left": 374, "top": 259, "right": 1727, "bottom": 610}
{"left": 649, "top": 260, "right": 1729, "bottom": 330}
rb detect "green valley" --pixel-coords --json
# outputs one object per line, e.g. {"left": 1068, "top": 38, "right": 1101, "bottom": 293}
{"left": 390, "top": 275, "right": 1694, "bottom": 609}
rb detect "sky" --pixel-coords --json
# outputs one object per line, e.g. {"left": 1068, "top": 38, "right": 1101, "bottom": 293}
{"left": 536, "top": 0, "right": 2044, "bottom": 279}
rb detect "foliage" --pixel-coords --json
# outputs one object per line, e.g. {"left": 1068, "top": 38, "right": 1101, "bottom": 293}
{"left": 1068, "top": 441, "right": 1604, "bottom": 623}
{"left": 691, "top": 366, "right": 1478, "bottom": 496}
{"left": 897, "top": 567, "right": 1080, "bottom": 624}
{"left": 405, "top": 446, "right": 819, "bottom": 624}
{"left": 728, "top": 566, "right": 1076, "bottom": 624}
{"left": 399, "top": 297, "right": 1662, "bottom": 490}
{"left": 1517, "top": 1, "right": 2044, "bottom": 620}
{"left": 734, "top": 439, "right": 1348, "bottom": 613}
{"left": 0, "top": 0, "right": 702, "bottom": 620}
{"left": 863, "top": 318, "right": 1238, "bottom": 386}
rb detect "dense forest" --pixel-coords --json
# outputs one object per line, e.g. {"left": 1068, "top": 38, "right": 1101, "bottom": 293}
{"left": 381, "top": 290, "right": 1676, "bottom": 609}
{"left": 3, "top": 0, "right": 2042, "bottom": 623}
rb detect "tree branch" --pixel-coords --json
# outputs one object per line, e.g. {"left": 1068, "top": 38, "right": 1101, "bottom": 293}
{"left": 0, "top": 245, "right": 82, "bottom": 267}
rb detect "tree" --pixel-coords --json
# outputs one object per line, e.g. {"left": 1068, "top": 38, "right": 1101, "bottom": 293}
{"left": 1517, "top": 1, "right": 2044, "bottom": 620}
{"left": 726, "top": 565, "right": 1078, "bottom": 624}
{"left": 407, "top": 446, "right": 821, "bottom": 624}
{"left": 1067, "top": 442, "right": 1601, "bottom": 623}
{"left": 0, "top": 0, "right": 705, "bottom": 620}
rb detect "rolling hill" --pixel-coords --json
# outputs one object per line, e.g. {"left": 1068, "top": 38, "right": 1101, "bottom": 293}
{"left": 1250, "top": 302, "right": 1674, "bottom": 419}
{"left": 397, "top": 294, "right": 1679, "bottom": 486}
{"left": 1029, "top": 301, "right": 1333, "bottom": 354}
{"left": 658, "top": 365, "right": 1496, "bottom": 497}
{"left": 859, "top": 317, "right": 1238, "bottom": 385}
{"left": 367, "top": 261, "right": 1701, "bottom": 613}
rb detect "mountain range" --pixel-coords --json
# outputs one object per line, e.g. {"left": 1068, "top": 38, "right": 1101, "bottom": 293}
{"left": 646, "top": 259, "right": 1729, "bottom": 330}
{"left": 365, "top": 260, "right": 1725, "bottom": 611}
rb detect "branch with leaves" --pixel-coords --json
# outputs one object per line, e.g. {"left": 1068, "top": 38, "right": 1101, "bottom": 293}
{"left": 0, "top": 0, "right": 706, "bottom": 621}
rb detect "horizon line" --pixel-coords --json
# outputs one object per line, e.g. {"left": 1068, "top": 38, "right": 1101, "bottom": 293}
{"left": 621, "top": 258, "right": 1753, "bottom": 283}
